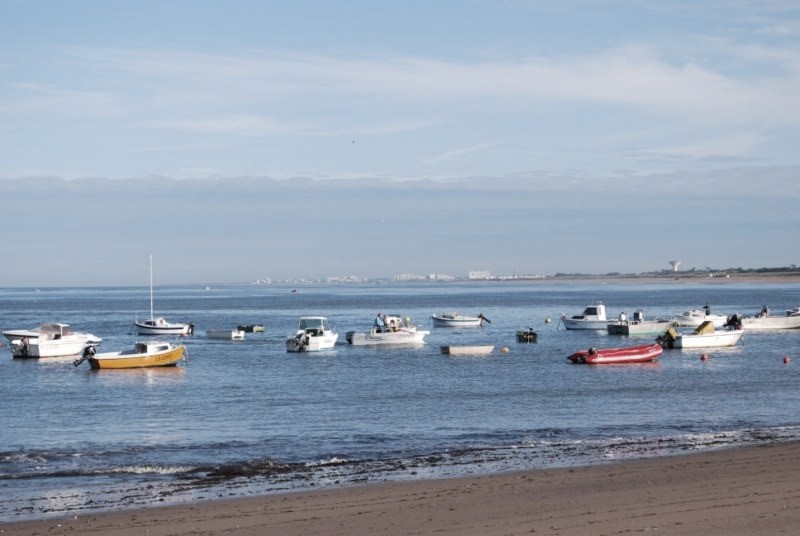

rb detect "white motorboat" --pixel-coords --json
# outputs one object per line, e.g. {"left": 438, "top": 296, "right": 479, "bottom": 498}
{"left": 431, "top": 312, "right": 490, "bottom": 327}
{"left": 560, "top": 303, "right": 609, "bottom": 330}
{"left": 5, "top": 323, "right": 102, "bottom": 358}
{"left": 740, "top": 306, "right": 800, "bottom": 330}
{"left": 607, "top": 309, "right": 677, "bottom": 335}
{"left": 134, "top": 255, "right": 193, "bottom": 336}
{"left": 658, "top": 322, "right": 744, "bottom": 349}
{"left": 346, "top": 314, "right": 429, "bottom": 346}
{"left": 286, "top": 316, "right": 338, "bottom": 352}
{"left": 672, "top": 305, "right": 728, "bottom": 328}
{"left": 207, "top": 329, "right": 245, "bottom": 340}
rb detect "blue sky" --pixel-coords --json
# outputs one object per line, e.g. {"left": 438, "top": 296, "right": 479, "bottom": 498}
{"left": 1, "top": 1, "right": 799, "bottom": 286}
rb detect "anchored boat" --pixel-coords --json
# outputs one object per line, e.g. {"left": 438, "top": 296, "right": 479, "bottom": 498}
{"left": 286, "top": 316, "right": 338, "bottom": 352}
{"left": 74, "top": 341, "right": 185, "bottom": 369}
{"left": 568, "top": 343, "right": 663, "bottom": 364}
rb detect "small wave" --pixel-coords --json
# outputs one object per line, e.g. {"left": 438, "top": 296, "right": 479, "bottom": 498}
{"left": 305, "top": 457, "right": 351, "bottom": 468}
{"left": 108, "top": 465, "right": 196, "bottom": 476}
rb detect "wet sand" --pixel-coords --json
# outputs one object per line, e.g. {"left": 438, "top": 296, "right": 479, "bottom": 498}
{"left": 4, "top": 441, "right": 800, "bottom": 535}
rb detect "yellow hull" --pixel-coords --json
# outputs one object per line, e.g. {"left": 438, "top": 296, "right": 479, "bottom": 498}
{"left": 89, "top": 345, "right": 185, "bottom": 369}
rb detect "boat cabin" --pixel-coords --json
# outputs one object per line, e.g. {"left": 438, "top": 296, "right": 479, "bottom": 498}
{"left": 134, "top": 342, "right": 172, "bottom": 354}
{"left": 571, "top": 304, "right": 607, "bottom": 321}
{"left": 297, "top": 317, "right": 332, "bottom": 336}
{"left": 37, "top": 323, "right": 74, "bottom": 341}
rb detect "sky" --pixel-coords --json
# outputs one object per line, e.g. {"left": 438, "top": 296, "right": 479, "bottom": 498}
{"left": 1, "top": 0, "right": 799, "bottom": 286}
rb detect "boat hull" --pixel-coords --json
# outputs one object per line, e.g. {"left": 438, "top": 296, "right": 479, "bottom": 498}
{"left": 135, "top": 320, "right": 192, "bottom": 336}
{"left": 207, "top": 329, "right": 245, "bottom": 340}
{"left": 561, "top": 319, "right": 610, "bottom": 330}
{"left": 431, "top": 314, "right": 486, "bottom": 327}
{"left": 607, "top": 320, "right": 676, "bottom": 336}
{"left": 740, "top": 316, "right": 800, "bottom": 330}
{"left": 6, "top": 323, "right": 101, "bottom": 358}
{"left": 346, "top": 329, "right": 429, "bottom": 346}
{"left": 286, "top": 333, "right": 338, "bottom": 352}
{"left": 237, "top": 324, "right": 265, "bottom": 333}
{"left": 673, "top": 311, "right": 728, "bottom": 328}
{"left": 568, "top": 343, "right": 663, "bottom": 364}
{"left": 12, "top": 338, "right": 96, "bottom": 358}
{"left": 441, "top": 345, "right": 495, "bottom": 356}
{"left": 88, "top": 345, "right": 185, "bottom": 369}
{"left": 671, "top": 330, "right": 744, "bottom": 348}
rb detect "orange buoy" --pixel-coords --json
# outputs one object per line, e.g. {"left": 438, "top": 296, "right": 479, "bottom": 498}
{"left": 700, "top": 353, "right": 709, "bottom": 361}
{"left": 784, "top": 356, "right": 791, "bottom": 364}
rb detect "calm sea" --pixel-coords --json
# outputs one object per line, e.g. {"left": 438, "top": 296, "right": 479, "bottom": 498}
{"left": 2, "top": 281, "right": 799, "bottom": 520}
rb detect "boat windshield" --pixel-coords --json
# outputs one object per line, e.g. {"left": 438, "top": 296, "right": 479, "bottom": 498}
{"left": 299, "top": 318, "right": 329, "bottom": 331}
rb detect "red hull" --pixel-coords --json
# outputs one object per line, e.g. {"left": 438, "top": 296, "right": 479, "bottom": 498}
{"left": 568, "top": 343, "right": 663, "bottom": 364}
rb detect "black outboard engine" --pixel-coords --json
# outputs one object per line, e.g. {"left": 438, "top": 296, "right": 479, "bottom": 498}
{"left": 657, "top": 327, "right": 678, "bottom": 349}
{"left": 73, "top": 345, "right": 96, "bottom": 367}
{"left": 724, "top": 313, "right": 743, "bottom": 330}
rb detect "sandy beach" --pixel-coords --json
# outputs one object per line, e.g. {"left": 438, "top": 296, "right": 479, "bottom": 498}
{"left": 4, "top": 441, "right": 800, "bottom": 536}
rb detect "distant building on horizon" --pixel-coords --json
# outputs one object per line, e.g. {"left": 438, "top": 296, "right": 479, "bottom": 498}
{"left": 468, "top": 270, "right": 492, "bottom": 280}
{"left": 393, "top": 273, "right": 426, "bottom": 281}
{"left": 326, "top": 275, "right": 365, "bottom": 283}
{"left": 427, "top": 273, "right": 455, "bottom": 281}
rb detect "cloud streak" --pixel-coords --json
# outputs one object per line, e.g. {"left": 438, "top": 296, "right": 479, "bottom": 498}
{"left": 55, "top": 42, "right": 800, "bottom": 127}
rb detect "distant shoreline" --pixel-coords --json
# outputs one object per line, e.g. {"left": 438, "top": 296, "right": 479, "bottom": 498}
{"left": 535, "top": 272, "right": 800, "bottom": 284}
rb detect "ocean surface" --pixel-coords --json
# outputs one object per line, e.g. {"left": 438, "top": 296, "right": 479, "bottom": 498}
{"left": 2, "top": 281, "right": 800, "bottom": 521}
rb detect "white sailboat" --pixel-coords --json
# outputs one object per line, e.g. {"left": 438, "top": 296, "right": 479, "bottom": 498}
{"left": 134, "top": 255, "right": 194, "bottom": 336}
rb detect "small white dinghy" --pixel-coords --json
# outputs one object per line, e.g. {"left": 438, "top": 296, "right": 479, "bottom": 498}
{"left": 440, "top": 345, "right": 495, "bottom": 356}
{"left": 207, "top": 329, "right": 245, "bottom": 340}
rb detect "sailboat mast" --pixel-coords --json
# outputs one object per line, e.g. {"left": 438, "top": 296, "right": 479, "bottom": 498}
{"left": 149, "top": 254, "right": 154, "bottom": 320}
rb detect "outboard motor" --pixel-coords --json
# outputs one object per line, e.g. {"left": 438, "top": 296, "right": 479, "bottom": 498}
{"left": 657, "top": 327, "right": 678, "bottom": 349}
{"left": 73, "top": 345, "right": 96, "bottom": 367}
{"left": 725, "top": 313, "right": 743, "bottom": 330}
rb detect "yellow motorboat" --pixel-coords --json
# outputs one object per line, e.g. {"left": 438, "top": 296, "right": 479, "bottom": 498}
{"left": 75, "top": 341, "right": 185, "bottom": 369}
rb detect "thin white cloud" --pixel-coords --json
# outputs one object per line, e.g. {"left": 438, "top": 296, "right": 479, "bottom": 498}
{"left": 60, "top": 44, "right": 800, "bottom": 128}
{"left": 427, "top": 142, "right": 504, "bottom": 165}
{"left": 135, "top": 114, "right": 309, "bottom": 136}
{"left": 0, "top": 83, "right": 122, "bottom": 117}
{"left": 622, "top": 132, "right": 767, "bottom": 163}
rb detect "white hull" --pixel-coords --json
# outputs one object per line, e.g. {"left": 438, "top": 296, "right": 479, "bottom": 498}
{"left": 346, "top": 329, "right": 429, "bottom": 346}
{"left": 431, "top": 313, "right": 488, "bottom": 327}
{"left": 6, "top": 323, "right": 101, "bottom": 358}
{"left": 673, "top": 330, "right": 744, "bottom": 348}
{"left": 431, "top": 315, "right": 483, "bottom": 328}
{"left": 562, "top": 319, "right": 610, "bottom": 330}
{"left": 12, "top": 337, "right": 96, "bottom": 358}
{"left": 207, "top": 329, "right": 245, "bottom": 340}
{"left": 673, "top": 310, "right": 728, "bottom": 328}
{"left": 607, "top": 320, "right": 676, "bottom": 335}
{"left": 135, "top": 319, "right": 192, "bottom": 336}
{"left": 740, "top": 316, "right": 800, "bottom": 330}
{"left": 441, "top": 345, "right": 495, "bottom": 356}
{"left": 286, "top": 333, "right": 338, "bottom": 352}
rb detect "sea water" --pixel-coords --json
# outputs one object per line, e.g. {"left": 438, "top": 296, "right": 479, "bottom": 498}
{"left": 1, "top": 281, "right": 799, "bottom": 520}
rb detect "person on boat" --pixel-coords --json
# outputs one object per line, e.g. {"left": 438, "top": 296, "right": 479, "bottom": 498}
{"left": 374, "top": 313, "right": 386, "bottom": 332}
{"left": 758, "top": 305, "right": 770, "bottom": 318}
{"left": 618, "top": 311, "right": 628, "bottom": 322}
{"left": 703, "top": 303, "right": 711, "bottom": 315}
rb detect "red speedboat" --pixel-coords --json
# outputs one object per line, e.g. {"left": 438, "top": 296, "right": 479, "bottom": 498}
{"left": 568, "top": 342, "right": 663, "bottom": 364}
